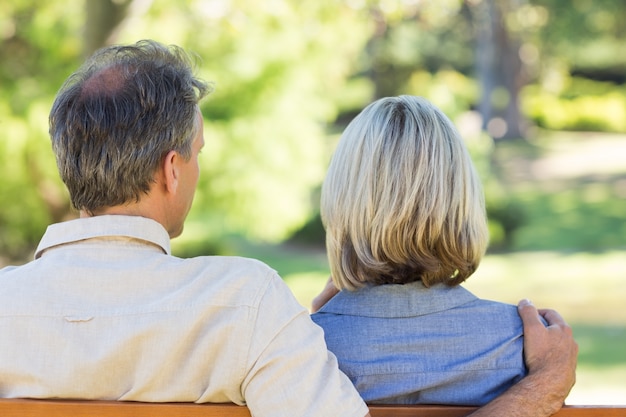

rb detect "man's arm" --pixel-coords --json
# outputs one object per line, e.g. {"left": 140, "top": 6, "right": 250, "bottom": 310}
{"left": 469, "top": 299, "right": 578, "bottom": 417}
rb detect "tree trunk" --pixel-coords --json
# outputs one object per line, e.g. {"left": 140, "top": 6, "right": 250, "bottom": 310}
{"left": 83, "top": 0, "right": 150, "bottom": 57}
{"left": 471, "top": 0, "right": 527, "bottom": 140}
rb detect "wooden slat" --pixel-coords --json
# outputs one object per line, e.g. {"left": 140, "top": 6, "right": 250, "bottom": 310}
{"left": 551, "top": 406, "right": 626, "bottom": 417}
{"left": 369, "top": 404, "right": 626, "bottom": 417}
{"left": 369, "top": 404, "right": 476, "bottom": 416}
{"left": 0, "top": 399, "right": 250, "bottom": 417}
{"left": 0, "top": 398, "right": 624, "bottom": 417}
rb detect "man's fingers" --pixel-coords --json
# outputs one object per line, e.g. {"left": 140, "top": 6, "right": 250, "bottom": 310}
{"left": 537, "top": 308, "right": 568, "bottom": 328}
{"left": 518, "top": 301, "right": 573, "bottom": 337}
{"left": 538, "top": 309, "right": 575, "bottom": 342}
{"left": 311, "top": 277, "right": 340, "bottom": 313}
{"left": 517, "top": 299, "right": 542, "bottom": 329}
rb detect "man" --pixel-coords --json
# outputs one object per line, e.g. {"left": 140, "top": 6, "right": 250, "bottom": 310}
{"left": 0, "top": 40, "right": 576, "bottom": 417}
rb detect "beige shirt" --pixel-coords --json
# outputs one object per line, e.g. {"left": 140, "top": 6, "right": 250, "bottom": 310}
{"left": 0, "top": 215, "right": 367, "bottom": 417}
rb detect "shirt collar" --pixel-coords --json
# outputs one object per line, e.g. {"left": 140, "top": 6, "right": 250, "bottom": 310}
{"left": 35, "top": 215, "right": 172, "bottom": 259}
{"left": 316, "top": 281, "right": 477, "bottom": 318}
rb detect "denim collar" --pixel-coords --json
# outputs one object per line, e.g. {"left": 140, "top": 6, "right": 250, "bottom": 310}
{"left": 316, "top": 281, "right": 477, "bottom": 318}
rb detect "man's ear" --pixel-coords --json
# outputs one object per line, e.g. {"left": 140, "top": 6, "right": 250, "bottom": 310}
{"left": 161, "top": 150, "right": 179, "bottom": 194}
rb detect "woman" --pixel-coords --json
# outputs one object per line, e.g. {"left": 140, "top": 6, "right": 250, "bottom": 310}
{"left": 311, "top": 95, "right": 526, "bottom": 406}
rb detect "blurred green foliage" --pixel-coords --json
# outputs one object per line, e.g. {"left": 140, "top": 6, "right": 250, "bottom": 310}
{"left": 149, "top": 2, "right": 372, "bottom": 242}
{"left": 0, "top": 2, "right": 81, "bottom": 259}
{"left": 1, "top": 1, "right": 374, "bottom": 258}
{"left": 2, "top": 0, "right": 626, "bottom": 261}
{"left": 523, "top": 77, "right": 626, "bottom": 132}
{"left": 532, "top": 0, "right": 626, "bottom": 76}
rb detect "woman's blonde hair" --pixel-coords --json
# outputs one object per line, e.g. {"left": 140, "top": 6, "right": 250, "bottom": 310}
{"left": 321, "top": 95, "right": 489, "bottom": 290}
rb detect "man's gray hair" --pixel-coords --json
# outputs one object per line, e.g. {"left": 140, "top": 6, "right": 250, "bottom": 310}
{"left": 49, "top": 39, "right": 212, "bottom": 213}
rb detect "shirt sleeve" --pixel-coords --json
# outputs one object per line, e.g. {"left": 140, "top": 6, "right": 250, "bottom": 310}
{"left": 241, "top": 272, "right": 368, "bottom": 417}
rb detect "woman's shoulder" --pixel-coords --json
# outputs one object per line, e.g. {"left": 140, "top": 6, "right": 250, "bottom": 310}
{"left": 459, "top": 296, "right": 524, "bottom": 329}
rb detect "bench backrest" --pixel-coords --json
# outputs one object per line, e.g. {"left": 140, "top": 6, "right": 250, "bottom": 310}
{"left": 0, "top": 399, "right": 624, "bottom": 417}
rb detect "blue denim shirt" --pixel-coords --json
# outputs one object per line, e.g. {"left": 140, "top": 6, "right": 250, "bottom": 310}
{"left": 311, "top": 282, "right": 526, "bottom": 406}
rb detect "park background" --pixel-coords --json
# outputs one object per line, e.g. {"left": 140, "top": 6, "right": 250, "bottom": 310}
{"left": 1, "top": 0, "right": 624, "bottom": 405}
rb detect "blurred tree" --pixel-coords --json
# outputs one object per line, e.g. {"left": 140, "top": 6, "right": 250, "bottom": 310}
{"left": 84, "top": 0, "right": 153, "bottom": 56}
{"left": 354, "top": 0, "right": 532, "bottom": 140}
{"left": 533, "top": 0, "right": 626, "bottom": 81}
{"left": 469, "top": 0, "right": 527, "bottom": 140}
{"left": 3, "top": 0, "right": 625, "bottom": 260}
{"left": 352, "top": 0, "right": 474, "bottom": 104}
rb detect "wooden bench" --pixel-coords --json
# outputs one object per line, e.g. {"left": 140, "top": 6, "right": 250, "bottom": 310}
{"left": 0, "top": 399, "right": 623, "bottom": 417}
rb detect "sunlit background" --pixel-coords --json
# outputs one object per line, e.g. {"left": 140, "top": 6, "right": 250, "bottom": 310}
{"left": 1, "top": 0, "right": 624, "bottom": 405}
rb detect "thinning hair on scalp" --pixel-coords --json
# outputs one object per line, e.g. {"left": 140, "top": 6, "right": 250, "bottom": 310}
{"left": 321, "top": 95, "right": 489, "bottom": 290}
{"left": 49, "top": 39, "right": 212, "bottom": 213}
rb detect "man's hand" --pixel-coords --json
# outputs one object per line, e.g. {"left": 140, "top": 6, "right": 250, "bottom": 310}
{"left": 311, "top": 277, "right": 340, "bottom": 313}
{"left": 518, "top": 299, "right": 578, "bottom": 409}
{"left": 469, "top": 300, "right": 578, "bottom": 417}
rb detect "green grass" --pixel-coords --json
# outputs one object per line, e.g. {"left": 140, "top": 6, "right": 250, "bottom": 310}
{"left": 492, "top": 132, "right": 626, "bottom": 252}
{"left": 511, "top": 180, "right": 626, "bottom": 251}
